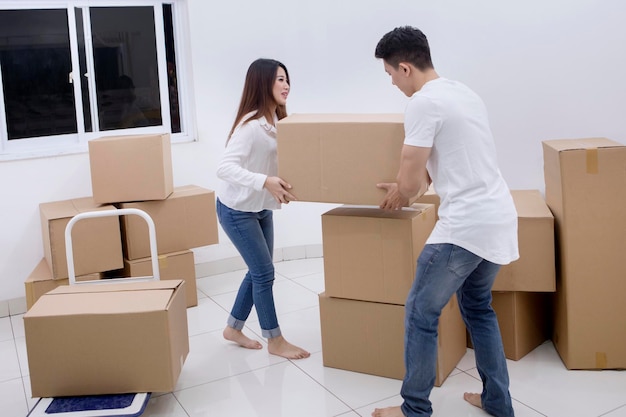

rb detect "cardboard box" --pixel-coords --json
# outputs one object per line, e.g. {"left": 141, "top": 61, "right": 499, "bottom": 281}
{"left": 413, "top": 189, "right": 556, "bottom": 292}
{"left": 277, "top": 113, "right": 404, "bottom": 205}
{"left": 124, "top": 250, "right": 197, "bottom": 307}
{"left": 24, "top": 259, "right": 103, "bottom": 310}
{"left": 24, "top": 280, "right": 189, "bottom": 398}
{"left": 88, "top": 133, "right": 174, "bottom": 204}
{"left": 25, "top": 259, "right": 67, "bottom": 310}
{"left": 319, "top": 293, "right": 466, "bottom": 386}
{"left": 119, "top": 185, "right": 218, "bottom": 260}
{"left": 322, "top": 204, "right": 436, "bottom": 305}
{"left": 493, "top": 190, "right": 556, "bottom": 292}
{"left": 39, "top": 197, "right": 123, "bottom": 279}
{"left": 468, "top": 292, "right": 551, "bottom": 361}
{"left": 543, "top": 138, "right": 626, "bottom": 369}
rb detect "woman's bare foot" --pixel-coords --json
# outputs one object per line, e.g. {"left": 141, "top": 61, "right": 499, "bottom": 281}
{"left": 371, "top": 406, "right": 404, "bottom": 417}
{"left": 267, "top": 335, "right": 310, "bottom": 359}
{"left": 463, "top": 392, "right": 482, "bottom": 409}
{"left": 223, "top": 327, "right": 262, "bottom": 349}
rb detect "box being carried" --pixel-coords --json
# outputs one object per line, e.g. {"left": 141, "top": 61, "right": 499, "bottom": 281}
{"left": 89, "top": 133, "right": 174, "bottom": 204}
{"left": 277, "top": 113, "right": 404, "bottom": 205}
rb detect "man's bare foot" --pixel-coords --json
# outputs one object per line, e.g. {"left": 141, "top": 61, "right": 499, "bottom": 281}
{"left": 371, "top": 406, "right": 404, "bottom": 417}
{"left": 463, "top": 392, "right": 482, "bottom": 409}
{"left": 223, "top": 327, "right": 262, "bottom": 349}
{"left": 267, "top": 335, "right": 310, "bottom": 359}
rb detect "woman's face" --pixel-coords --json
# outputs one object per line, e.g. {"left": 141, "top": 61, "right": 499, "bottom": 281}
{"left": 272, "top": 67, "right": 290, "bottom": 106}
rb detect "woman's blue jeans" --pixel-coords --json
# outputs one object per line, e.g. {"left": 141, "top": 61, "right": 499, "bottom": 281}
{"left": 216, "top": 199, "right": 281, "bottom": 339}
{"left": 400, "top": 243, "right": 514, "bottom": 417}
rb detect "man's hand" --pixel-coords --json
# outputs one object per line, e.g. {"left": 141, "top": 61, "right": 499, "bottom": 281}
{"left": 377, "top": 182, "right": 410, "bottom": 210}
{"left": 264, "top": 176, "right": 297, "bottom": 204}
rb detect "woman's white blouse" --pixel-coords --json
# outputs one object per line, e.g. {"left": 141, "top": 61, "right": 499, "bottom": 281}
{"left": 216, "top": 113, "right": 281, "bottom": 212}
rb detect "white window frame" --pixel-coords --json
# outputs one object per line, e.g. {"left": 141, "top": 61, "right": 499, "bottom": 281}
{"left": 0, "top": 0, "right": 196, "bottom": 161}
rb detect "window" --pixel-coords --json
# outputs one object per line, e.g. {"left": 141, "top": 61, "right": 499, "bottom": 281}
{"left": 0, "top": 0, "right": 194, "bottom": 160}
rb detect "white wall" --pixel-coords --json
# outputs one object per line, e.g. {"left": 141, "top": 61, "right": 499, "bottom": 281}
{"left": 1, "top": 0, "right": 625, "bottom": 302}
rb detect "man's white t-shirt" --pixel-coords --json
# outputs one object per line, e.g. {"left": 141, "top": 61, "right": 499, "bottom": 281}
{"left": 404, "top": 78, "right": 519, "bottom": 265}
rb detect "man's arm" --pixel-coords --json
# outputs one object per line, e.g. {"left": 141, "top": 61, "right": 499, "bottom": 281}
{"left": 378, "top": 144, "right": 431, "bottom": 210}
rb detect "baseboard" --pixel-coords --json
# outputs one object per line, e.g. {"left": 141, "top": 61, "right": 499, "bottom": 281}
{"left": 194, "top": 243, "right": 323, "bottom": 278}
{"left": 0, "top": 297, "right": 27, "bottom": 318}
{"left": 2, "top": 244, "right": 323, "bottom": 318}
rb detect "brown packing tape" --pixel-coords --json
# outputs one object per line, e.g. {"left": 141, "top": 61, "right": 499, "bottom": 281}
{"left": 586, "top": 148, "right": 599, "bottom": 174}
{"left": 158, "top": 255, "right": 168, "bottom": 269}
{"left": 596, "top": 352, "right": 607, "bottom": 369}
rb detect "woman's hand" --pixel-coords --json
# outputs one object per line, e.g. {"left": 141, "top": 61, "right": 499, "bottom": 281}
{"left": 264, "top": 176, "right": 297, "bottom": 204}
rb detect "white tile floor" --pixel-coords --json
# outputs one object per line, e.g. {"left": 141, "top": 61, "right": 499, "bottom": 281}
{"left": 3, "top": 257, "right": 626, "bottom": 417}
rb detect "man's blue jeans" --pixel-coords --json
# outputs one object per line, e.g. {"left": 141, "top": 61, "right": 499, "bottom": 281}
{"left": 400, "top": 243, "right": 514, "bottom": 417}
{"left": 216, "top": 199, "right": 281, "bottom": 339}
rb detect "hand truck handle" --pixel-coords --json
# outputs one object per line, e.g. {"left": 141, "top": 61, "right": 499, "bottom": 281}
{"left": 64, "top": 208, "right": 160, "bottom": 284}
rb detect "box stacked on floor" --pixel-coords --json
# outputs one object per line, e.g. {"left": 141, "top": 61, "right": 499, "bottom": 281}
{"left": 542, "top": 138, "right": 626, "bottom": 370}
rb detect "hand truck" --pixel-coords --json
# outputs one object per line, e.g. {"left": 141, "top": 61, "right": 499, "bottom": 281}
{"left": 27, "top": 208, "right": 160, "bottom": 417}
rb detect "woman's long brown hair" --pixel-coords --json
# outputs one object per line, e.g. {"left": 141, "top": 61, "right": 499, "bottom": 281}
{"left": 227, "top": 58, "right": 290, "bottom": 142}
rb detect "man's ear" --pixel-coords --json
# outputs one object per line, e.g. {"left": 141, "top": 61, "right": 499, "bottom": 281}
{"left": 398, "top": 62, "right": 411, "bottom": 76}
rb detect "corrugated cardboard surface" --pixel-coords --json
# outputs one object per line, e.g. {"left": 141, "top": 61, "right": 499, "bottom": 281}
{"left": 322, "top": 204, "right": 436, "bottom": 305}
{"left": 319, "top": 293, "right": 466, "bottom": 387}
{"left": 39, "top": 197, "right": 123, "bottom": 279}
{"left": 493, "top": 190, "right": 556, "bottom": 292}
{"left": 277, "top": 113, "right": 404, "bottom": 205}
{"left": 414, "top": 188, "right": 556, "bottom": 292}
{"left": 24, "top": 259, "right": 66, "bottom": 310}
{"left": 24, "top": 280, "right": 189, "bottom": 398}
{"left": 490, "top": 291, "right": 552, "bottom": 361}
{"left": 119, "top": 185, "right": 218, "bottom": 260}
{"left": 543, "top": 138, "right": 626, "bottom": 369}
{"left": 124, "top": 250, "right": 198, "bottom": 307}
{"left": 24, "top": 259, "right": 102, "bottom": 310}
{"left": 414, "top": 185, "right": 440, "bottom": 219}
{"left": 88, "top": 133, "right": 174, "bottom": 204}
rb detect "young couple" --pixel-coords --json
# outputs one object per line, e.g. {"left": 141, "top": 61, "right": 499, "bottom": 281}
{"left": 216, "top": 26, "right": 518, "bottom": 417}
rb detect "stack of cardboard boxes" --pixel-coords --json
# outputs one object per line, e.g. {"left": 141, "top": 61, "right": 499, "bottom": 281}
{"left": 24, "top": 133, "right": 219, "bottom": 398}
{"left": 26, "top": 197, "right": 125, "bottom": 307}
{"left": 277, "top": 114, "right": 468, "bottom": 386}
{"left": 25, "top": 133, "right": 219, "bottom": 309}
{"left": 462, "top": 190, "right": 556, "bottom": 360}
{"left": 414, "top": 187, "right": 558, "bottom": 361}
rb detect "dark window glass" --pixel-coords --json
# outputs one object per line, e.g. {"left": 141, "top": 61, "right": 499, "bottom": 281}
{"left": 163, "top": 4, "right": 181, "bottom": 133}
{"left": 75, "top": 8, "right": 92, "bottom": 132}
{"left": 91, "top": 6, "right": 162, "bottom": 131}
{"left": 0, "top": 9, "right": 77, "bottom": 140}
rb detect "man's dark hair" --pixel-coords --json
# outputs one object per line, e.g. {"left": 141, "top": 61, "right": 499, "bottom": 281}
{"left": 375, "top": 26, "right": 434, "bottom": 70}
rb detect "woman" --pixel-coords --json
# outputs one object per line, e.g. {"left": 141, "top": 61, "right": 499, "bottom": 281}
{"left": 216, "top": 58, "right": 310, "bottom": 360}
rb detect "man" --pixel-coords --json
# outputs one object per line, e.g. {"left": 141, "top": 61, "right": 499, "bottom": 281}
{"left": 373, "top": 26, "right": 518, "bottom": 417}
